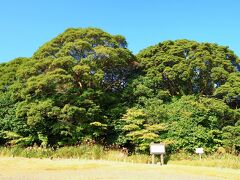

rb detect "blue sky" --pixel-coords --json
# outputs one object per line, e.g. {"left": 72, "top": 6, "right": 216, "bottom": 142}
{"left": 0, "top": 0, "right": 239, "bottom": 63}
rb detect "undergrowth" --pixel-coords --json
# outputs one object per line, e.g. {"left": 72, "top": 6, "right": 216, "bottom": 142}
{"left": 0, "top": 145, "right": 239, "bottom": 169}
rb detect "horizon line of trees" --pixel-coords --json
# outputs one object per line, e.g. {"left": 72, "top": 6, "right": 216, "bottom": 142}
{"left": 0, "top": 27, "right": 239, "bottom": 154}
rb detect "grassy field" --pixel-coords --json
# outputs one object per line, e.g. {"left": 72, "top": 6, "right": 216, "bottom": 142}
{"left": 1, "top": 146, "right": 239, "bottom": 169}
{"left": 0, "top": 157, "right": 239, "bottom": 180}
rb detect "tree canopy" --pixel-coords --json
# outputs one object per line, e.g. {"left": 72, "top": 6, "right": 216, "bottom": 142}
{"left": 0, "top": 28, "right": 239, "bottom": 154}
{"left": 136, "top": 39, "right": 239, "bottom": 97}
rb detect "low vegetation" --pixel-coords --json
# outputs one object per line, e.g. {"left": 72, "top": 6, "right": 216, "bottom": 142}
{"left": 0, "top": 145, "right": 239, "bottom": 169}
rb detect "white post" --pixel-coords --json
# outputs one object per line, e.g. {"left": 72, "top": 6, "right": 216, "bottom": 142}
{"left": 196, "top": 148, "right": 204, "bottom": 161}
{"left": 152, "top": 154, "right": 155, "bottom": 164}
{"left": 160, "top": 154, "right": 164, "bottom": 165}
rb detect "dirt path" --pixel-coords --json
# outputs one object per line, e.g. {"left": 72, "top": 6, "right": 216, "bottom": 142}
{"left": 0, "top": 157, "right": 239, "bottom": 180}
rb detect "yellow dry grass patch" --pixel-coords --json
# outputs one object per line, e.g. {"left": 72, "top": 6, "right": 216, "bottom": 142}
{"left": 0, "top": 157, "right": 239, "bottom": 180}
{"left": 0, "top": 157, "right": 105, "bottom": 171}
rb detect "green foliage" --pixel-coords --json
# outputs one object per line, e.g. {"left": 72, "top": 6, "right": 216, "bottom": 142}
{"left": 136, "top": 39, "right": 239, "bottom": 96}
{"left": 0, "top": 28, "right": 240, "bottom": 156}
{"left": 222, "top": 121, "right": 240, "bottom": 153}
{"left": 118, "top": 39, "right": 240, "bottom": 154}
{"left": 119, "top": 95, "right": 239, "bottom": 153}
{"left": 166, "top": 96, "right": 238, "bottom": 152}
{"left": 214, "top": 72, "right": 240, "bottom": 108}
{"left": 0, "top": 27, "right": 136, "bottom": 148}
{"left": 120, "top": 101, "right": 167, "bottom": 152}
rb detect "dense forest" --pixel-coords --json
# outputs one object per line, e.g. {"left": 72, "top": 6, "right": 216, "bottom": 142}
{"left": 0, "top": 28, "right": 239, "bottom": 154}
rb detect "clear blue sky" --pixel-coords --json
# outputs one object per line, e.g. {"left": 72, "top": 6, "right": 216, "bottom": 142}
{"left": 0, "top": 0, "right": 239, "bottom": 63}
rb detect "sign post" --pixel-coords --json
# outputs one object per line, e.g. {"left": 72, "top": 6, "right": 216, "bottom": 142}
{"left": 195, "top": 148, "right": 204, "bottom": 160}
{"left": 152, "top": 154, "right": 155, "bottom": 164}
{"left": 150, "top": 143, "right": 165, "bottom": 165}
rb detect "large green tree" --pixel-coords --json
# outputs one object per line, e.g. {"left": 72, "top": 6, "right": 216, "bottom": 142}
{"left": 117, "top": 40, "right": 240, "bottom": 153}
{"left": 136, "top": 40, "right": 239, "bottom": 97}
{"left": 1, "top": 31, "right": 240, "bottom": 155}
{"left": 0, "top": 28, "right": 136, "bottom": 147}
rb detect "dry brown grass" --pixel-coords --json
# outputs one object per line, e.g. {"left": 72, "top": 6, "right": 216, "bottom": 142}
{"left": 0, "top": 157, "right": 239, "bottom": 180}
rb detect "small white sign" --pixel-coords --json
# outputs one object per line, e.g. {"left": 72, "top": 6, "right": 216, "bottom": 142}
{"left": 150, "top": 143, "right": 165, "bottom": 154}
{"left": 196, "top": 148, "right": 204, "bottom": 154}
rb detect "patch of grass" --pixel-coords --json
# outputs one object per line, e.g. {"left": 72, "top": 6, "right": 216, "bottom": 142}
{"left": 0, "top": 144, "right": 106, "bottom": 159}
{"left": 126, "top": 154, "right": 151, "bottom": 163}
{"left": 100, "top": 150, "right": 152, "bottom": 164}
{"left": 52, "top": 144, "right": 105, "bottom": 159}
{"left": 0, "top": 146, "right": 53, "bottom": 158}
{"left": 168, "top": 152, "right": 240, "bottom": 169}
{"left": 0, "top": 146, "right": 239, "bottom": 169}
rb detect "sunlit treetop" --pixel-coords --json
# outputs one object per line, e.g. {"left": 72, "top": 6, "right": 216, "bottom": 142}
{"left": 136, "top": 39, "right": 240, "bottom": 96}
{"left": 33, "top": 28, "right": 128, "bottom": 60}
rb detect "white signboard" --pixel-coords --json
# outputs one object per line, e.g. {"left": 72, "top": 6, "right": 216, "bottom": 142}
{"left": 150, "top": 143, "right": 165, "bottom": 154}
{"left": 196, "top": 148, "right": 204, "bottom": 154}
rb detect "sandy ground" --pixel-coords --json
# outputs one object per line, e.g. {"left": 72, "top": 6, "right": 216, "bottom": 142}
{"left": 0, "top": 157, "right": 239, "bottom": 180}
